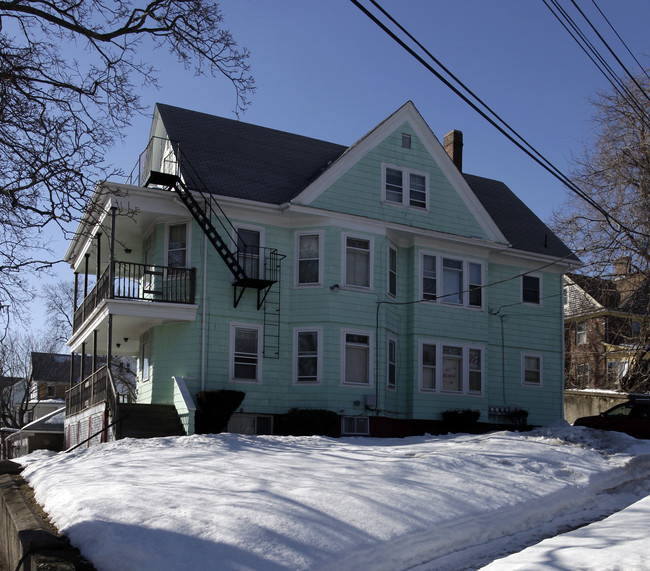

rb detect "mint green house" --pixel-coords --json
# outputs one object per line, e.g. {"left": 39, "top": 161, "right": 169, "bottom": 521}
{"left": 64, "top": 101, "right": 579, "bottom": 445}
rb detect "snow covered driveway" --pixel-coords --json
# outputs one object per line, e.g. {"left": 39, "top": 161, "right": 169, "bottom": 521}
{"left": 19, "top": 423, "right": 650, "bottom": 570}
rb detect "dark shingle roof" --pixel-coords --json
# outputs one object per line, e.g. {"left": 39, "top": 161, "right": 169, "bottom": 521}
{"left": 30, "top": 353, "right": 71, "bottom": 384}
{"left": 463, "top": 174, "right": 579, "bottom": 261}
{"left": 567, "top": 272, "right": 650, "bottom": 314}
{"left": 156, "top": 104, "right": 347, "bottom": 204}
{"left": 155, "top": 104, "right": 576, "bottom": 261}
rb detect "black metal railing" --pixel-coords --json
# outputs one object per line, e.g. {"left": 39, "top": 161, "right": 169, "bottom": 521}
{"left": 66, "top": 365, "right": 112, "bottom": 416}
{"left": 73, "top": 261, "right": 196, "bottom": 332}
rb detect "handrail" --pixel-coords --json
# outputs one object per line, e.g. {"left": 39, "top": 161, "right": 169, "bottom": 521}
{"left": 73, "top": 261, "right": 196, "bottom": 332}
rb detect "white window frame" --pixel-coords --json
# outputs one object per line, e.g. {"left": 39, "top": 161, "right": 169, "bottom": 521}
{"left": 522, "top": 274, "right": 542, "bottom": 306}
{"left": 419, "top": 252, "right": 484, "bottom": 309}
{"left": 341, "top": 329, "right": 374, "bottom": 387}
{"left": 381, "top": 163, "right": 429, "bottom": 210}
{"left": 387, "top": 244, "right": 397, "bottom": 298}
{"left": 233, "top": 225, "right": 264, "bottom": 280}
{"left": 522, "top": 352, "right": 543, "bottom": 387}
{"left": 387, "top": 336, "right": 397, "bottom": 389}
{"left": 342, "top": 416, "right": 370, "bottom": 435}
{"left": 576, "top": 321, "right": 587, "bottom": 345}
{"left": 164, "top": 221, "right": 191, "bottom": 268}
{"left": 418, "top": 340, "right": 484, "bottom": 395}
{"left": 230, "top": 323, "right": 263, "bottom": 384}
{"left": 342, "top": 233, "right": 374, "bottom": 291}
{"left": 295, "top": 231, "right": 323, "bottom": 287}
{"left": 141, "top": 333, "right": 151, "bottom": 382}
{"left": 293, "top": 327, "right": 323, "bottom": 385}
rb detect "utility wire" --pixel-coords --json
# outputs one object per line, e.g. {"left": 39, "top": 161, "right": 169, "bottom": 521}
{"left": 349, "top": 0, "right": 650, "bottom": 241}
{"left": 590, "top": 0, "right": 650, "bottom": 83}
{"left": 543, "top": 0, "right": 650, "bottom": 129}
{"left": 570, "top": 0, "right": 650, "bottom": 105}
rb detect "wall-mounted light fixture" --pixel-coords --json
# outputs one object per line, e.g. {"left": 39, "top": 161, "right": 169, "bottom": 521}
{"left": 124, "top": 248, "right": 132, "bottom": 255}
{"left": 330, "top": 284, "right": 340, "bottom": 291}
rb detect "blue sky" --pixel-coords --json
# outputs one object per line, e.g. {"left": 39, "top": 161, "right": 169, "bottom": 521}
{"left": 32, "top": 0, "right": 650, "bottom": 333}
{"left": 105, "top": 0, "right": 650, "bottom": 220}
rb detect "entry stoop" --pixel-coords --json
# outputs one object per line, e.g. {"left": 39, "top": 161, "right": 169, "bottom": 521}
{"left": 117, "top": 404, "right": 186, "bottom": 439}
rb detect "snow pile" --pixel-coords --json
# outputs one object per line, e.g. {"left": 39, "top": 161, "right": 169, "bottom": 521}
{"left": 19, "top": 424, "right": 650, "bottom": 570}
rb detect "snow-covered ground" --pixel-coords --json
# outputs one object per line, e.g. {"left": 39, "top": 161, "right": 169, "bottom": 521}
{"left": 18, "top": 422, "right": 650, "bottom": 570}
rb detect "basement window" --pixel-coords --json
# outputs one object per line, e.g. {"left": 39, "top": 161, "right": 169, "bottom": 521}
{"left": 342, "top": 416, "right": 369, "bottom": 435}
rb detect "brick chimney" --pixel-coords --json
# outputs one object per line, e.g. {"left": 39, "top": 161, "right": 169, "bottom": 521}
{"left": 614, "top": 256, "right": 631, "bottom": 278}
{"left": 444, "top": 130, "right": 463, "bottom": 172}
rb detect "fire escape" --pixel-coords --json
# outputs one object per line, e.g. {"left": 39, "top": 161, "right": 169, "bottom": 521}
{"left": 138, "top": 138, "right": 284, "bottom": 358}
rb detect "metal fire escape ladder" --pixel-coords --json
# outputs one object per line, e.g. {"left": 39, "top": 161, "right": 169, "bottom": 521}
{"left": 140, "top": 138, "right": 285, "bottom": 357}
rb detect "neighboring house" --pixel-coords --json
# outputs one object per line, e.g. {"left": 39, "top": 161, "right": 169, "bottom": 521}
{"left": 5, "top": 407, "right": 65, "bottom": 458}
{"left": 564, "top": 260, "right": 650, "bottom": 391}
{"left": 63, "top": 101, "right": 579, "bottom": 445}
{"left": 28, "top": 352, "right": 72, "bottom": 403}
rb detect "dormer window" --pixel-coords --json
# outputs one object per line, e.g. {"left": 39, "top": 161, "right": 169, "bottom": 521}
{"left": 382, "top": 164, "right": 428, "bottom": 210}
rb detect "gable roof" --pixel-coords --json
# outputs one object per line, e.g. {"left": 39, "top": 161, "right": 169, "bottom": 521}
{"left": 567, "top": 272, "right": 650, "bottom": 315}
{"left": 153, "top": 103, "right": 575, "bottom": 260}
{"left": 30, "top": 353, "right": 71, "bottom": 384}
{"left": 155, "top": 103, "right": 347, "bottom": 204}
{"left": 464, "top": 174, "right": 578, "bottom": 261}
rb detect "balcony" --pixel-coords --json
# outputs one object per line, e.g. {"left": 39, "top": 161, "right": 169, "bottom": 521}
{"left": 73, "top": 261, "right": 196, "bottom": 333}
{"left": 69, "top": 261, "right": 198, "bottom": 357}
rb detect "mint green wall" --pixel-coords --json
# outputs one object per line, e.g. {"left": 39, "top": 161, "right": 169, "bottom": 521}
{"left": 134, "top": 122, "right": 565, "bottom": 430}
{"left": 310, "top": 122, "right": 488, "bottom": 240}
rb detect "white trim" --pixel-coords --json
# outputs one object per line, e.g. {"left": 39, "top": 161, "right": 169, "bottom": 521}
{"left": 521, "top": 273, "right": 543, "bottom": 306}
{"left": 418, "top": 340, "right": 485, "bottom": 396}
{"left": 229, "top": 322, "right": 263, "bottom": 384}
{"left": 381, "top": 163, "right": 430, "bottom": 210}
{"left": 521, "top": 352, "right": 543, "bottom": 387}
{"left": 419, "top": 251, "right": 485, "bottom": 310}
{"left": 340, "top": 329, "right": 374, "bottom": 387}
{"left": 342, "top": 233, "right": 375, "bottom": 291}
{"left": 293, "top": 327, "right": 323, "bottom": 385}
{"left": 293, "top": 101, "right": 507, "bottom": 244}
{"left": 342, "top": 416, "right": 370, "bottom": 435}
{"left": 387, "top": 243, "right": 398, "bottom": 298}
{"left": 164, "top": 220, "right": 191, "bottom": 268}
{"left": 294, "top": 230, "right": 324, "bottom": 287}
{"left": 386, "top": 336, "right": 397, "bottom": 390}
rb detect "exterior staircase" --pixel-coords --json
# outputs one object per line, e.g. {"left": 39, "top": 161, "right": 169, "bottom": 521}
{"left": 117, "top": 404, "right": 185, "bottom": 439}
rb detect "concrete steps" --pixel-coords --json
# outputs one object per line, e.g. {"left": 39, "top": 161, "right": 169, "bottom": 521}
{"left": 117, "top": 404, "right": 185, "bottom": 439}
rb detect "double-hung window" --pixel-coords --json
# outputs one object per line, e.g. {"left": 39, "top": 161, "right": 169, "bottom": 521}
{"left": 420, "top": 342, "right": 483, "bottom": 394}
{"left": 388, "top": 246, "right": 397, "bottom": 297}
{"left": 576, "top": 321, "right": 586, "bottom": 345}
{"left": 236, "top": 228, "right": 261, "bottom": 279}
{"left": 345, "top": 236, "right": 372, "bottom": 289}
{"left": 421, "top": 254, "right": 483, "bottom": 308}
{"left": 167, "top": 223, "right": 187, "bottom": 268}
{"left": 522, "top": 275, "right": 541, "bottom": 305}
{"left": 422, "top": 255, "right": 437, "bottom": 301}
{"left": 342, "top": 331, "right": 372, "bottom": 386}
{"left": 387, "top": 337, "right": 397, "bottom": 389}
{"left": 522, "top": 353, "right": 542, "bottom": 386}
{"left": 296, "top": 233, "right": 321, "bottom": 286}
{"left": 294, "top": 328, "right": 321, "bottom": 384}
{"left": 231, "top": 324, "right": 262, "bottom": 382}
{"left": 383, "top": 164, "right": 428, "bottom": 209}
{"left": 442, "top": 259, "right": 463, "bottom": 304}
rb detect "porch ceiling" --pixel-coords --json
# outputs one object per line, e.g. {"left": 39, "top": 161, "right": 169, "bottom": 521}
{"left": 68, "top": 299, "right": 198, "bottom": 356}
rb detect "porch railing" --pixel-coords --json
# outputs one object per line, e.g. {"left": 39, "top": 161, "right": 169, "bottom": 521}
{"left": 66, "top": 365, "right": 117, "bottom": 417}
{"left": 73, "top": 261, "right": 196, "bottom": 332}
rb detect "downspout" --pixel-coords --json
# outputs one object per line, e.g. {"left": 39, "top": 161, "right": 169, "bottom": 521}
{"left": 201, "top": 232, "right": 208, "bottom": 391}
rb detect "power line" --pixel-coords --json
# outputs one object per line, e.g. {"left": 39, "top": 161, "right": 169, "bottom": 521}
{"left": 349, "top": 0, "right": 650, "bottom": 242}
{"left": 542, "top": 0, "right": 650, "bottom": 129}
{"left": 590, "top": 0, "right": 650, "bottom": 83}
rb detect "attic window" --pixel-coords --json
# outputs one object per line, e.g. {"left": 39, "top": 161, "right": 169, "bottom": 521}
{"left": 401, "top": 133, "right": 411, "bottom": 149}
